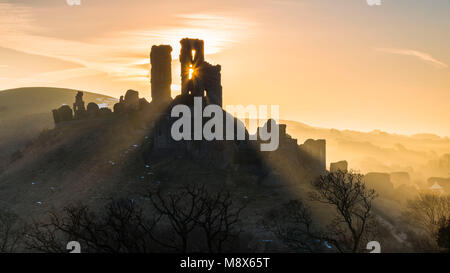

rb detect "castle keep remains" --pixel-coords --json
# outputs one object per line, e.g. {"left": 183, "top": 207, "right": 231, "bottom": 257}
{"left": 51, "top": 38, "right": 327, "bottom": 176}
{"left": 179, "top": 38, "right": 222, "bottom": 106}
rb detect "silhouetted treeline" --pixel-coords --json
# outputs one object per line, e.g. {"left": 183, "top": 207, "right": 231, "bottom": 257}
{"left": 24, "top": 184, "right": 247, "bottom": 253}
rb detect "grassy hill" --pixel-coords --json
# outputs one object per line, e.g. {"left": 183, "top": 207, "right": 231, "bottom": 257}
{"left": 0, "top": 89, "right": 445, "bottom": 252}
{"left": 1, "top": 86, "right": 449, "bottom": 186}
{"left": 0, "top": 87, "right": 117, "bottom": 169}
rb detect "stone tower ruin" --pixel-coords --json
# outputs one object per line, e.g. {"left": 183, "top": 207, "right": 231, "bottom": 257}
{"left": 73, "top": 91, "right": 86, "bottom": 120}
{"left": 150, "top": 45, "right": 172, "bottom": 104}
{"left": 179, "top": 38, "right": 222, "bottom": 106}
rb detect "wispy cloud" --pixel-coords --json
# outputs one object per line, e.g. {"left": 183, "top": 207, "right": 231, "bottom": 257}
{"left": 124, "top": 13, "right": 255, "bottom": 59}
{"left": 0, "top": 2, "right": 37, "bottom": 34}
{"left": 0, "top": 1, "right": 254, "bottom": 88}
{"left": 376, "top": 48, "right": 448, "bottom": 69}
{"left": 0, "top": 67, "right": 101, "bottom": 86}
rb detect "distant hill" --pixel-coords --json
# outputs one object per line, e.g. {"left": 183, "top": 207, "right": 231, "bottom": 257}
{"left": 0, "top": 87, "right": 117, "bottom": 167}
{"left": 0, "top": 87, "right": 117, "bottom": 119}
{"left": 281, "top": 120, "right": 450, "bottom": 181}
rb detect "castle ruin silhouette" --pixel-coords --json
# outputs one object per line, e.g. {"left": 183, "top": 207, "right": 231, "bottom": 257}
{"left": 51, "top": 38, "right": 326, "bottom": 178}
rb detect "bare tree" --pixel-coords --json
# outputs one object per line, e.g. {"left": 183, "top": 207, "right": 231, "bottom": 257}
{"left": 0, "top": 209, "right": 23, "bottom": 253}
{"left": 147, "top": 184, "right": 247, "bottom": 253}
{"left": 263, "top": 200, "right": 323, "bottom": 252}
{"left": 309, "top": 171, "right": 378, "bottom": 252}
{"left": 437, "top": 218, "right": 450, "bottom": 252}
{"left": 26, "top": 185, "right": 247, "bottom": 253}
{"left": 403, "top": 193, "right": 450, "bottom": 251}
{"left": 26, "top": 199, "right": 161, "bottom": 253}
{"left": 147, "top": 184, "right": 207, "bottom": 253}
{"left": 265, "top": 171, "right": 378, "bottom": 253}
{"left": 404, "top": 194, "right": 449, "bottom": 237}
{"left": 194, "top": 188, "right": 246, "bottom": 253}
{"left": 25, "top": 220, "right": 67, "bottom": 253}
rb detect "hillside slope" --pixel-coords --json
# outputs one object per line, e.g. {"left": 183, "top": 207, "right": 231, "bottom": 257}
{"left": 0, "top": 100, "right": 416, "bottom": 253}
{"left": 2, "top": 87, "right": 449, "bottom": 187}
{"left": 0, "top": 87, "right": 117, "bottom": 168}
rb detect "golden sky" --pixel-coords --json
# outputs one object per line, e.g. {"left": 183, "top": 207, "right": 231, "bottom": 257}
{"left": 0, "top": 0, "right": 449, "bottom": 137}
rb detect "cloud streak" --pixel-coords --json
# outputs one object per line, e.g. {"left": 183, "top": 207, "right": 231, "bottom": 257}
{"left": 376, "top": 48, "right": 448, "bottom": 69}
{"left": 0, "top": 1, "right": 254, "bottom": 89}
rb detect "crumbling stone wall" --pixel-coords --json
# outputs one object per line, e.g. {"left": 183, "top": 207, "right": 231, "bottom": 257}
{"left": 52, "top": 91, "right": 114, "bottom": 124}
{"left": 73, "top": 91, "right": 86, "bottom": 120}
{"left": 150, "top": 45, "right": 172, "bottom": 104}
{"left": 86, "top": 102, "right": 100, "bottom": 118}
{"left": 112, "top": 89, "right": 147, "bottom": 113}
{"left": 201, "top": 62, "right": 222, "bottom": 106}
{"left": 364, "top": 172, "right": 394, "bottom": 197}
{"left": 330, "top": 160, "right": 348, "bottom": 173}
{"left": 114, "top": 96, "right": 125, "bottom": 114}
{"left": 52, "top": 105, "right": 73, "bottom": 123}
{"left": 124, "top": 89, "right": 139, "bottom": 110}
{"left": 299, "top": 139, "right": 326, "bottom": 174}
{"left": 99, "top": 107, "right": 112, "bottom": 117}
{"left": 51, "top": 89, "right": 151, "bottom": 125}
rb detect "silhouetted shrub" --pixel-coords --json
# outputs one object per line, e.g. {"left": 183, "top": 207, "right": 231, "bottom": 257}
{"left": 437, "top": 218, "right": 450, "bottom": 252}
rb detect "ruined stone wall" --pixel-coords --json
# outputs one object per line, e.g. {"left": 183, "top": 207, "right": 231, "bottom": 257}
{"left": 52, "top": 91, "right": 114, "bottom": 124}
{"left": 150, "top": 45, "right": 172, "bottom": 103}
{"left": 52, "top": 105, "right": 73, "bottom": 123}
{"left": 73, "top": 91, "right": 86, "bottom": 120}
{"left": 364, "top": 172, "right": 394, "bottom": 197}
{"left": 201, "top": 62, "right": 222, "bottom": 106}
{"left": 330, "top": 160, "right": 348, "bottom": 173}
{"left": 299, "top": 139, "right": 326, "bottom": 174}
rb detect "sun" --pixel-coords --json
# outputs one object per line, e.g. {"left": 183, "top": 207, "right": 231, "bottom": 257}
{"left": 188, "top": 64, "right": 195, "bottom": 80}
